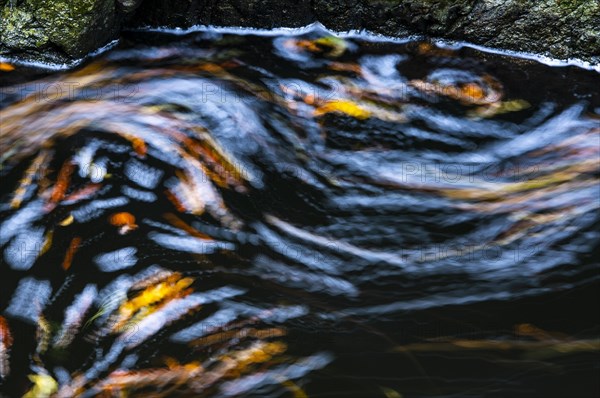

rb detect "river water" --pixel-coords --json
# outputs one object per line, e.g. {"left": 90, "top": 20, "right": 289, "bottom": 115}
{"left": 0, "top": 26, "right": 599, "bottom": 397}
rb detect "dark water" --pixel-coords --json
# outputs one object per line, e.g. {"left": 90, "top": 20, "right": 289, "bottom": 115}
{"left": 1, "top": 26, "right": 599, "bottom": 397}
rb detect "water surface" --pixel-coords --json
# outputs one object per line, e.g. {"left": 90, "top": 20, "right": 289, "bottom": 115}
{"left": 1, "top": 26, "right": 599, "bottom": 397}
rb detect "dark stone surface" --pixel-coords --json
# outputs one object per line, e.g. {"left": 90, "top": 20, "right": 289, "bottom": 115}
{"left": 1, "top": 0, "right": 598, "bottom": 65}
{"left": 0, "top": 0, "right": 129, "bottom": 62}
{"left": 128, "top": 0, "right": 599, "bottom": 64}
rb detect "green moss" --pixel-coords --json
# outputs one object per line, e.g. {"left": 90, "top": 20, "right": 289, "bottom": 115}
{"left": 0, "top": 5, "right": 49, "bottom": 50}
{"left": 556, "top": 0, "right": 586, "bottom": 10}
{"left": 25, "top": 0, "right": 116, "bottom": 57}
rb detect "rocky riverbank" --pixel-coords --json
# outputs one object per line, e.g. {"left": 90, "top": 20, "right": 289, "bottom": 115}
{"left": 1, "top": 0, "right": 599, "bottom": 65}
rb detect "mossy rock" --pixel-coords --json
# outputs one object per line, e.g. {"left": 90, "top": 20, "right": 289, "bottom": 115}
{"left": 1, "top": 0, "right": 598, "bottom": 64}
{"left": 25, "top": 0, "right": 118, "bottom": 57}
{"left": 0, "top": 5, "right": 49, "bottom": 50}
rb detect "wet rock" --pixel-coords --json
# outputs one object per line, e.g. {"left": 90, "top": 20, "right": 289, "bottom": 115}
{"left": 129, "top": 0, "right": 599, "bottom": 63}
{"left": 456, "top": 0, "right": 600, "bottom": 62}
{"left": 1, "top": 0, "right": 598, "bottom": 65}
{"left": 0, "top": 6, "right": 49, "bottom": 51}
{"left": 359, "top": 0, "right": 599, "bottom": 63}
{"left": 131, "top": 0, "right": 315, "bottom": 29}
{"left": 26, "top": 0, "right": 118, "bottom": 58}
{"left": 0, "top": 0, "right": 145, "bottom": 63}
{"left": 117, "top": 0, "right": 143, "bottom": 14}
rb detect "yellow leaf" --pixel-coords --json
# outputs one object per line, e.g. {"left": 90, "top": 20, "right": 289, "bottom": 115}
{"left": 314, "top": 36, "right": 348, "bottom": 57}
{"left": 40, "top": 230, "right": 53, "bottom": 256}
{"left": 113, "top": 273, "right": 195, "bottom": 332}
{"left": 314, "top": 100, "right": 371, "bottom": 119}
{"left": 284, "top": 36, "right": 348, "bottom": 57}
{"left": 471, "top": 99, "right": 530, "bottom": 118}
{"left": 23, "top": 374, "right": 58, "bottom": 398}
{"left": 281, "top": 380, "right": 309, "bottom": 398}
{"left": 59, "top": 214, "right": 74, "bottom": 226}
{"left": 381, "top": 387, "right": 403, "bottom": 398}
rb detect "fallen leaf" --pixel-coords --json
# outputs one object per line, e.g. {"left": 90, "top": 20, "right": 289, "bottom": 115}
{"left": 314, "top": 99, "right": 371, "bottom": 119}
{"left": 0, "top": 62, "right": 15, "bottom": 72}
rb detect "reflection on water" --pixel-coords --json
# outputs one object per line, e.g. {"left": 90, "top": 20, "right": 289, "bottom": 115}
{"left": 0, "top": 26, "right": 599, "bottom": 397}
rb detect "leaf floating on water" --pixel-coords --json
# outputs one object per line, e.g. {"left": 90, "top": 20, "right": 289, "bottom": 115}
{"left": 197, "top": 62, "right": 226, "bottom": 74}
{"left": 190, "top": 327, "right": 286, "bottom": 348}
{"left": 460, "top": 82, "right": 486, "bottom": 102}
{"left": 10, "top": 151, "right": 49, "bottom": 209}
{"left": 217, "top": 341, "right": 287, "bottom": 378}
{"left": 515, "top": 323, "right": 569, "bottom": 341}
{"left": 109, "top": 212, "right": 138, "bottom": 234}
{"left": 165, "top": 188, "right": 188, "bottom": 213}
{"left": 0, "top": 62, "right": 15, "bottom": 72}
{"left": 86, "top": 342, "right": 288, "bottom": 397}
{"left": 167, "top": 174, "right": 206, "bottom": 215}
{"left": 329, "top": 61, "right": 362, "bottom": 74}
{"left": 314, "top": 99, "right": 372, "bottom": 119}
{"left": 40, "top": 230, "right": 54, "bottom": 256}
{"left": 313, "top": 97, "right": 406, "bottom": 123}
{"left": 49, "top": 161, "right": 75, "bottom": 205}
{"left": 314, "top": 36, "right": 349, "bottom": 57}
{"left": 112, "top": 273, "right": 195, "bottom": 333}
{"left": 381, "top": 386, "right": 403, "bottom": 398}
{"left": 409, "top": 74, "right": 504, "bottom": 105}
{"left": 392, "top": 339, "right": 600, "bottom": 358}
{"left": 283, "top": 36, "right": 349, "bottom": 57}
{"left": 182, "top": 130, "right": 250, "bottom": 192}
{"left": 115, "top": 131, "right": 147, "bottom": 157}
{"left": 62, "top": 237, "right": 81, "bottom": 271}
{"left": 23, "top": 374, "right": 58, "bottom": 398}
{"left": 62, "top": 183, "right": 102, "bottom": 204}
{"left": 95, "top": 362, "right": 204, "bottom": 395}
{"left": 59, "top": 214, "right": 74, "bottom": 226}
{"left": 470, "top": 99, "right": 531, "bottom": 118}
{"left": 281, "top": 379, "right": 309, "bottom": 398}
{"left": 283, "top": 38, "right": 315, "bottom": 53}
{"left": 35, "top": 314, "right": 52, "bottom": 354}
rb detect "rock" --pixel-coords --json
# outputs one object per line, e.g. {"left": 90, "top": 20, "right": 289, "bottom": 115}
{"left": 117, "top": 0, "right": 143, "bottom": 15}
{"left": 130, "top": 0, "right": 315, "bottom": 29}
{"left": 0, "top": 0, "right": 120, "bottom": 63}
{"left": 129, "top": 0, "right": 599, "bottom": 63}
{"left": 26, "top": 0, "right": 118, "bottom": 57}
{"left": 359, "top": 0, "right": 599, "bottom": 63}
{"left": 1, "top": 0, "right": 598, "bottom": 65}
{"left": 456, "top": 0, "right": 600, "bottom": 62}
{"left": 0, "top": 6, "right": 49, "bottom": 51}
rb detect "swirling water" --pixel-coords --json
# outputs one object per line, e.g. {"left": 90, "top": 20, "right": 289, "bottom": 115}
{"left": 0, "top": 26, "right": 599, "bottom": 397}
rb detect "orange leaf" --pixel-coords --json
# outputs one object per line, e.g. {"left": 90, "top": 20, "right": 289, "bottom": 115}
{"left": 62, "top": 237, "right": 81, "bottom": 271}
{"left": 0, "top": 62, "right": 15, "bottom": 72}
